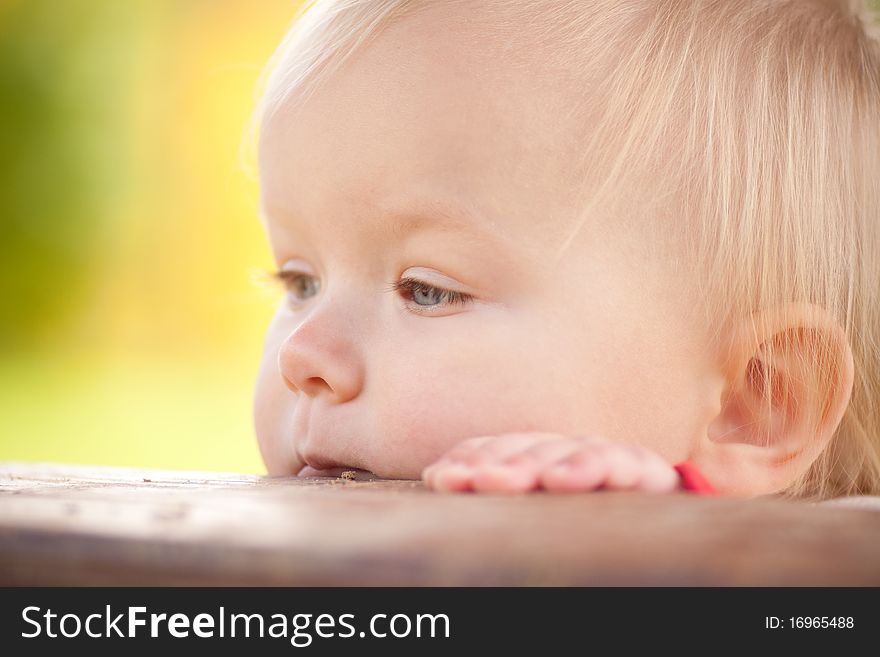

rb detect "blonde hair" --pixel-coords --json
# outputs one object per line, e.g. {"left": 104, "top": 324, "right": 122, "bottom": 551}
{"left": 245, "top": 0, "right": 880, "bottom": 501}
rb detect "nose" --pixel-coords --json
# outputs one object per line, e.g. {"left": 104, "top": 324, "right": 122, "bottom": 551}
{"left": 277, "top": 304, "right": 366, "bottom": 404}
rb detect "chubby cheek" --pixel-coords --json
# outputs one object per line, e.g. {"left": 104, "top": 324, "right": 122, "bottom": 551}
{"left": 253, "top": 364, "right": 291, "bottom": 476}
{"left": 366, "top": 321, "right": 701, "bottom": 477}
{"left": 366, "top": 325, "right": 596, "bottom": 478}
{"left": 253, "top": 320, "right": 299, "bottom": 476}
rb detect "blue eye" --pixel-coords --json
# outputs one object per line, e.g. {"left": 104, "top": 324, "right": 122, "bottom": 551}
{"left": 274, "top": 270, "right": 320, "bottom": 301}
{"left": 391, "top": 277, "right": 473, "bottom": 313}
{"left": 271, "top": 270, "right": 473, "bottom": 315}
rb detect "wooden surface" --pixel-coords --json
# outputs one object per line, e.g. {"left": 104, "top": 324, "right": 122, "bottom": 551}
{"left": 1, "top": 462, "right": 879, "bottom": 585}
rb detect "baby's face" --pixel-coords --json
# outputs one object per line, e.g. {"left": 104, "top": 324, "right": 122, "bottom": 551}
{"left": 254, "top": 5, "right": 719, "bottom": 478}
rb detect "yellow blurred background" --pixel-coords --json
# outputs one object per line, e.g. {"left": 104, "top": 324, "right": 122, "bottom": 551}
{"left": 3, "top": 0, "right": 880, "bottom": 474}
{"left": 0, "top": 0, "right": 304, "bottom": 472}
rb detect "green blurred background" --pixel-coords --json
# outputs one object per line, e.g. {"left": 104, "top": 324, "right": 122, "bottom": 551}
{"left": 0, "top": 0, "right": 304, "bottom": 472}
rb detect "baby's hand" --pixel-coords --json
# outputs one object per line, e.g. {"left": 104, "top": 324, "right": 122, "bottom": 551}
{"left": 422, "top": 432, "right": 681, "bottom": 493}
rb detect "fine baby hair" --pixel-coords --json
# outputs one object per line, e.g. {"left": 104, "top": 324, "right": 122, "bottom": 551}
{"left": 245, "top": 0, "right": 880, "bottom": 501}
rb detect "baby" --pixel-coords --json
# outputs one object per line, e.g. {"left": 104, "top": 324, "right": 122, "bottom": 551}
{"left": 250, "top": 0, "right": 880, "bottom": 501}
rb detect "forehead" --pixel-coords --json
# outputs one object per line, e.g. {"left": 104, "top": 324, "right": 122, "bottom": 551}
{"left": 258, "top": 3, "right": 596, "bottom": 251}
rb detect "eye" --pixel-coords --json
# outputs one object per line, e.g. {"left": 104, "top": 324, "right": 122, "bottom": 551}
{"left": 389, "top": 277, "right": 474, "bottom": 314}
{"left": 272, "top": 269, "right": 320, "bottom": 303}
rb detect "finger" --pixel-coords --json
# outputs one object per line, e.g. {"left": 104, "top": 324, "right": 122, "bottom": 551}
{"left": 447, "top": 432, "right": 560, "bottom": 468}
{"left": 429, "top": 435, "right": 495, "bottom": 467}
{"left": 421, "top": 462, "right": 440, "bottom": 488}
{"left": 425, "top": 463, "right": 476, "bottom": 492}
{"left": 469, "top": 439, "right": 582, "bottom": 493}
{"left": 424, "top": 434, "right": 536, "bottom": 491}
{"left": 634, "top": 460, "right": 680, "bottom": 493}
{"left": 422, "top": 434, "right": 524, "bottom": 490}
{"left": 427, "top": 433, "right": 565, "bottom": 492}
{"left": 602, "top": 445, "right": 644, "bottom": 489}
{"left": 539, "top": 446, "right": 610, "bottom": 492}
{"left": 624, "top": 445, "right": 680, "bottom": 493}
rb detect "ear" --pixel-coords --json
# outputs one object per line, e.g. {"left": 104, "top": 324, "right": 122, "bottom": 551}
{"left": 691, "top": 302, "right": 854, "bottom": 497}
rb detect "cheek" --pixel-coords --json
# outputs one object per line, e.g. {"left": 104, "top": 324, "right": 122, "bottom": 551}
{"left": 372, "top": 364, "right": 505, "bottom": 469}
{"left": 253, "top": 315, "right": 298, "bottom": 475}
{"left": 367, "top": 320, "right": 603, "bottom": 475}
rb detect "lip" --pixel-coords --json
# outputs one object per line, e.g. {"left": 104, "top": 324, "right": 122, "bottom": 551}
{"left": 298, "top": 465, "right": 378, "bottom": 480}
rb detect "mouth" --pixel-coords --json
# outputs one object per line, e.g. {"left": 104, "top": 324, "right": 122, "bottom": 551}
{"left": 297, "top": 465, "right": 379, "bottom": 481}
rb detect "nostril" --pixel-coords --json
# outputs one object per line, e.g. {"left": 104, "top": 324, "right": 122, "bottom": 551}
{"left": 280, "top": 368, "right": 331, "bottom": 396}
{"left": 300, "top": 376, "right": 333, "bottom": 396}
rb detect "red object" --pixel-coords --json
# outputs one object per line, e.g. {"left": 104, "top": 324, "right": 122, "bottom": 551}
{"left": 673, "top": 461, "right": 717, "bottom": 495}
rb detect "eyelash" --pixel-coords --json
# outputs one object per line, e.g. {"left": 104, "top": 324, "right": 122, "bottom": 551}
{"left": 268, "top": 270, "right": 474, "bottom": 314}
{"left": 387, "top": 277, "right": 474, "bottom": 314}
{"left": 271, "top": 269, "right": 319, "bottom": 299}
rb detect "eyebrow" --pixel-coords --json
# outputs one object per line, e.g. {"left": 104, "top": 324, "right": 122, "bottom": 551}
{"left": 379, "top": 195, "right": 504, "bottom": 247}
{"left": 263, "top": 193, "right": 507, "bottom": 249}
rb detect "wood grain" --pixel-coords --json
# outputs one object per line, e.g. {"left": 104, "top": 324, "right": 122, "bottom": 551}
{"left": 1, "top": 462, "right": 879, "bottom": 585}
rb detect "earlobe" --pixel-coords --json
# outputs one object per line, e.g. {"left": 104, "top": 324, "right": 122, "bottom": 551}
{"left": 692, "top": 303, "right": 854, "bottom": 496}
